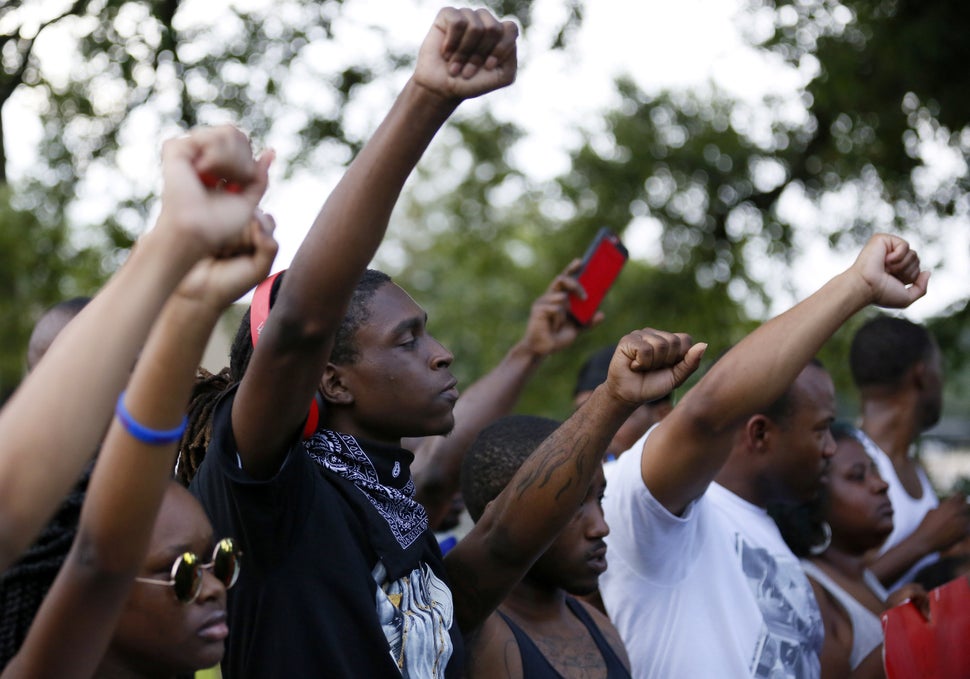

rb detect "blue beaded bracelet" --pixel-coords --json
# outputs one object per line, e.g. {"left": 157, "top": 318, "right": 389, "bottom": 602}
{"left": 115, "top": 391, "right": 187, "bottom": 445}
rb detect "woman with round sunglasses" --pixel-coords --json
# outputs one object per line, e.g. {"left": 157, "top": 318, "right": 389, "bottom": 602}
{"left": 0, "top": 125, "right": 275, "bottom": 679}
{"left": 772, "top": 422, "right": 928, "bottom": 679}
{"left": 102, "top": 482, "right": 240, "bottom": 678}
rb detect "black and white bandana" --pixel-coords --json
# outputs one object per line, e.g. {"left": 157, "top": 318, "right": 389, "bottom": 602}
{"left": 303, "top": 429, "right": 431, "bottom": 580}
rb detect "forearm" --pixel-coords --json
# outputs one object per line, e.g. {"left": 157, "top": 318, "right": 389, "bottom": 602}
{"left": 869, "top": 535, "right": 931, "bottom": 587}
{"left": 274, "top": 80, "right": 458, "bottom": 334}
{"left": 448, "top": 386, "right": 631, "bottom": 633}
{"left": 644, "top": 270, "right": 871, "bottom": 513}
{"left": 240, "top": 82, "right": 463, "bottom": 465}
{"left": 686, "top": 269, "right": 871, "bottom": 430}
{"left": 78, "top": 294, "right": 222, "bottom": 567}
{"left": 0, "top": 227, "right": 206, "bottom": 569}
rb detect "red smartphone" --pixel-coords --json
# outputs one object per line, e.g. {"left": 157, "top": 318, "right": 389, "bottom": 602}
{"left": 568, "top": 228, "right": 629, "bottom": 326}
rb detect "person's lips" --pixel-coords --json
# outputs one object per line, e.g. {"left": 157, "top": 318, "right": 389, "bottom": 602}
{"left": 587, "top": 543, "right": 608, "bottom": 575}
{"left": 440, "top": 379, "right": 459, "bottom": 402}
{"left": 197, "top": 610, "right": 229, "bottom": 642}
{"left": 818, "top": 461, "right": 831, "bottom": 485}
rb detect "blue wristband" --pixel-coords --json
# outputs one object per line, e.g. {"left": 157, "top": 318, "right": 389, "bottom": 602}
{"left": 115, "top": 391, "right": 187, "bottom": 445}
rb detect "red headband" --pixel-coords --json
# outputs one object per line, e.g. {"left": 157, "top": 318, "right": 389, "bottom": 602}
{"left": 250, "top": 271, "right": 282, "bottom": 347}
{"left": 249, "top": 271, "right": 319, "bottom": 439}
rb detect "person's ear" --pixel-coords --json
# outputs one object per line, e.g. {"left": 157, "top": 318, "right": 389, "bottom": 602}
{"left": 910, "top": 360, "right": 930, "bottom": 392}
{"left": 321, "top": 363, "right": 354, "bottom": 405}
{"left": 743, "top": 414, "right": 773, "bottom": 454}
{"left": 478, "top": 498, "right": 496, "bottom": 522}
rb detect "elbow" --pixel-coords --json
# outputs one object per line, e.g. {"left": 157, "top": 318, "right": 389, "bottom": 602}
{"left": 69, "top": 530, "right": 141, "bottom": 583}
{"left": 268, "top": 304, "right": 335, "bottom": 353}
{"left": 475, "top": 507, "right": 539, "bottom": 574}
{"left": 675, "top": 391, "right": 739, "bottom": 439}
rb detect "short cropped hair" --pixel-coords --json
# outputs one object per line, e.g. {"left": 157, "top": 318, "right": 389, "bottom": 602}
{"left": 573, "top": 345, "right": 616, "bottom": 396}
{"left": 26, "top": 297, "right": 91, "bottom": 371}
{"left": 762, "top": 358, "right": 826, "bottom": 426}
{"left": 228, "top": 268, "right": 392, "bottom": 378}
{"left": 330, "top": 269, "right": 392, "bottom": 365}
{"left": 850, "top": 316, "right": 934, "bottom": 389}
{"left": 461, "top": 415, "right": 561, "bottom": 522}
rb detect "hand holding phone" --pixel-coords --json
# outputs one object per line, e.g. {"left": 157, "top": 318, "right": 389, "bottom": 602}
{"left": 568, "top": 228, "right": 629, "bottom": 326}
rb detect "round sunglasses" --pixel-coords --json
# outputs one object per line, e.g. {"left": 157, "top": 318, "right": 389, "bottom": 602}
{"left": 135, "top": 537, "right": 241, "bottom": 604}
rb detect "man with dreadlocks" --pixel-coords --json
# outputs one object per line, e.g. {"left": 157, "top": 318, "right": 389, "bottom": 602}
{"left": 181, "top": 8, "right": 705, "bottom": 678}
{"left": 182, "top": 11, "right": 521, "bottom": 677}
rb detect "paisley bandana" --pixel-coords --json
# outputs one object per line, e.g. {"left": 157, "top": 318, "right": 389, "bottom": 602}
{"left": 304, "top": 429, "right": 431, "bottom": 581}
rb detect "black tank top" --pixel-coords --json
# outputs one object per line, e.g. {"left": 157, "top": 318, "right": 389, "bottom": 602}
{"left": 496, "top": 596, "right": 631, "bottom": 679}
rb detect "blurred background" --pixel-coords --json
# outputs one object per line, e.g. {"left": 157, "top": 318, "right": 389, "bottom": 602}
{"left": 2, "top": 0, "right": 968, "bottom": 487}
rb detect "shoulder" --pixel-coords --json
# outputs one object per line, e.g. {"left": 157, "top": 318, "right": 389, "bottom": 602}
{"left": 807, "top": 575, "right": 852, "bottom": 639}
{"left": 465, "top": 612, "right": 521, "bottom": 679}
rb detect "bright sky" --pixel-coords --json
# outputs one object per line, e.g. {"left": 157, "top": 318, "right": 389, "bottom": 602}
{"left": 6, "top": 0, "right": 967, "bottom": 320}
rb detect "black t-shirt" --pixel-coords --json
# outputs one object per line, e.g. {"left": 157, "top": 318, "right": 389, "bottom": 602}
{"left": 190, "top": 387, "right": 463, "bottom": 678}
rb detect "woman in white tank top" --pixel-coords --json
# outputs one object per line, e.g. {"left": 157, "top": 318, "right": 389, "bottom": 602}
{"left": 772, "top": 423, "right": 928, "bottom": 678}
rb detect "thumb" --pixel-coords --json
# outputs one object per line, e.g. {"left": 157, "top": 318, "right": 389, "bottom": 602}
{"left": 904, "top": 270, "right": 931, "bottom": 303}
{"left": 668, "top": 342, "right": 707, "bottom": 388}
{"left": 242, "top": 149, "right": 275, "bottom": 205}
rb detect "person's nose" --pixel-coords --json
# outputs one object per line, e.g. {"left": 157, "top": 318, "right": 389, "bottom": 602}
{"left": 588, "top": 505, "right": 610, "bottom": 540}
{"left": 429, "top": 336, "right": 453, "bottom": 370}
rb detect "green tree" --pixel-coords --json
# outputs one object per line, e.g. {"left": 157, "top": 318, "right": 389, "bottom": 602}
{"left": 0, "top": 187, "right": 112, "bottom": 399}
{"left": 0, "top": 0, "right": 580, "bottom": 400}
{"left": 388, "top": 0, "right": 970, "bottom": 419}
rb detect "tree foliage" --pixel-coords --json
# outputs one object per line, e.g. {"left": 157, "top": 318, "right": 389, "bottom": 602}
{"left": 1, "top": 0, "right": 967, "bottom": 424}
{"left": 390, "top": 0, "right": 970, "bottom": 420}
{"left": 0, "top": 0, "right": 579, "bottom": 399}
{"left": 0, "top": 187, "right": 109, "bottom": 399}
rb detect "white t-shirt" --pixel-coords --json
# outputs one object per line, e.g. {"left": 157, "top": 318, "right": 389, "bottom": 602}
{"left": 854, "top": 430, "right": 939, "bottom": 588}
{"left": 600, "top": 438, "right": 823, "bottom": 679}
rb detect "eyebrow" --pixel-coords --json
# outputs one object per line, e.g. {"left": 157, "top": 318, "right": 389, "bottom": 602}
{"left": 390, "top": 314, "right": 427, "bottom": 339}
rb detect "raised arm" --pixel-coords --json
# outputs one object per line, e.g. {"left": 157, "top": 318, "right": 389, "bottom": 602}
{"left": 2, "top": 127, "right": 277, "bottom": 679}
{"left": 643, "top": 234, "right": 930, "bottom": 515}
{"left": 0, "top": 127, "right": 272, "bottom": 571}
{"left": 445, "top": 329, "right": 706, "bottom": 633}
{"left": 232, "top": 8, "right": 519, "bottom": 478}
{"left": 410, "top": 260, "right": 594, "bottom": 526}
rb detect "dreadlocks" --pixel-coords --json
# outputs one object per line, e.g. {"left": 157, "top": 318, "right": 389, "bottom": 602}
{"left": 176, "top": 269, "right": 394, "bottom": 485}
{"left": 176, "top": 367, "right": 233, "bottom": 487}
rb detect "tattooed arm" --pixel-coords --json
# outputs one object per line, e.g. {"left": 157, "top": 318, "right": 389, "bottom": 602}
{"left": 444, "top": 329, "right": 706, "bottom": 634}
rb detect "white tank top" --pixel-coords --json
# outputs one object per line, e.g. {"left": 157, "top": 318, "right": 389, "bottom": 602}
{"left": 801, "top": 559, "right": 887, "bottom": 669}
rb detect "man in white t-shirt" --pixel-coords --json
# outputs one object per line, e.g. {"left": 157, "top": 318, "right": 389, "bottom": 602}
{"left": 849, "top": 316, "right": 970, "bottom": 590}
{"left": 600, "top": 234, "right": 931, "bottom": 679}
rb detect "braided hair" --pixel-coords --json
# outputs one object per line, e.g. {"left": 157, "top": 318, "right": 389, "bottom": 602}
{"left": 0, "top": 463, "right": 92, "bottom": 668}
{"left": 175, "top": 269, "right": 393, "bottom": 485}
{"left": 175, "top": 367, "right": 233, "bottom": 487}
